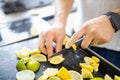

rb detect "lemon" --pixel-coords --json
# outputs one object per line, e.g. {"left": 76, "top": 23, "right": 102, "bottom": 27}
{"left": 69, "top": 70, "right": 83, "bottom": 80}
{"left": 114, "top": 75, "right": 120, "bottom": 80}
{"left": 90, "top": 77, "right": 104, "bottom": 80}
{"left": 91, "top": 63, "right": 99, "bottom": 72}
{"left": 43, "top": 68, "right": 58, "bottom": 77}
{"left": 104, "top": 74, "right": 113, "bottom": 80}
{"left": 91, "top": 56, "right": 100, "bottom": 63}
{"left": 16, "top": 70, "right": 35, "bottom": 80}
{"left": 63, "top": 36, "right": 70, "bottom": 45}
{"left": 30, "top": 49, "right": 41, "bottom": 55}
{"left": 57, "top": 67, "right": 72, "bottom": 80}
{"left": 26, "top": 60, "right": 40, "bottom": 72}
{"left": 79, "top": 63, "right": 93, "bottom": 73}
{"left": 30, "top": 26, "right": 38, "bottom": 36}
{"left": 84, "top": 57, "right": 96, "bottom": 64}
{"left": 48, "top": 76, "right": 61, "bottom": 80}
{"left": 30, "top": 54, "right": 47, "bottom": 62}
{"left": 38, "top": 75, "right": 48, "bottom": 80}
{"left": 50, "top": 56, "right": 64, "bottom": 65}
{"left": 81, "top": 68, "right": 93, "bottom": 78}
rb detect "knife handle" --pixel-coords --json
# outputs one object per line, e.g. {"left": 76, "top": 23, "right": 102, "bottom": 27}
{"left": 75, "top": 38, "right": 84, "bottom": 47}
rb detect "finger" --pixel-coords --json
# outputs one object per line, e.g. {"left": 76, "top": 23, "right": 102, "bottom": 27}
{"left": 45, "top": 37, "right": 53, "bottom": 57}
{"left": 65, "top": 29, "right": 85, "bottom": 48}
{"left": 81, "top": 33, "right": 93, "bottom": 49}
{"left": 56, "top": 39, "right": 63, "bottom": 52}
{"left": 38, "top": 35, "right": 47, "bottom": 54}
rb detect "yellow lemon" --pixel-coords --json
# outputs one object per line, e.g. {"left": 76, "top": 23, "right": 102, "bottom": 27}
{"left": 30, "top": 49, "right": 41, "bottom": 55}
{"left": 114, "top": 75, "right": 120, "bottom": 80}
{"left": 57, "top": 67, "right": 72, "bottom": 80}
{"left": 84, "top": 57, "right": 96, "bottom": 64}
{"left": 104, "top": 74, "right": 113, "bottom": 80}
{"left": 91, "top": 63, "right": 99, "bottom": 72}
{"left": 50, "top": 56, "right": 64, "bottom": 65}
{"left": 91, "top": 56, "right": 100, "bottom": 63}
{"left": 81, "top": 68, "right": 93, "bottom": 79}
{"left": 38, "top": 75, "right": 48, "bottom": 80}
{"left": 48, "top": 76, "right": 61, "bottom": 80}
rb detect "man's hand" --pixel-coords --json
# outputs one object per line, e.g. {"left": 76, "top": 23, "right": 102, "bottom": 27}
{"left": 66, "top": 15, "right": 115, "bottom": 49}
{"left": 38, "top": 24, "right": 66, "bottom": 57}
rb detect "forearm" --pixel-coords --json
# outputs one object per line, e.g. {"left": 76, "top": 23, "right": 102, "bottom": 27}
{"left": 54, "top": 0, "right": 74, "bottom": 28}
{"left": 112, "top": 8, "right": 120, "bottom": 14}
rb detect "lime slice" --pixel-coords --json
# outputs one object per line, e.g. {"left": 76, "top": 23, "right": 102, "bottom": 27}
{"left": 114, "top": 75, "right": 120, "bottom": 80}
{"left": 26, "top": 60, "right": 40, "bottom": 72}
{"left": 50, "top": 56, "right": 64, "bottom": 65}
{"left": 90, "top": 77, "right": 104, "bottom": 80}
{"left": 43, "top": 68, "right": 58, "bottom": 77}
{"left": 79, "top": 63, "right": 93, "bottom": 73}
{"left": 16, "top": 70, "right": 35, "bottom": 80}
{"left": 69, "top": 70, "right": 83, "bottom": 80}
{"left": 104, "top": 74, "right": 113, "bottom": 80}
{"left": 81, "top": 68, "right": 93, "bottom": 79}
{"left": 30, "top": 54, "right": 47, "bottom": 62}
{"left": 48, "top": 76, "right": 61, "bottom": 80}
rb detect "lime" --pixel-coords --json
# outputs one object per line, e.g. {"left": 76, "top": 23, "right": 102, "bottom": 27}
{"left": 30, "top": 54, "right": 47, "bottom": 62}
{"left": 16, "top": 70, "right": 35, "bottom": 80}
{"left": 26, "top": 60, "right": 40, "bottom": 72}
{"left": 48, "top": 76, "right": 61, "bottom": 80}
{"left": 114, "top": 75, "right": 120, "bottom": 80}
{"left": 91, "top": 77, "right": 104, "bottom": 80}
{"left": 79, "top": 63, "right": 93, "bottom": 73}
{"left": 50, "top": 56, "right": 64, "bottom": 65}
{"left": 104, "top": 74, "right": 113, "bottom": 80}
{"left": 81, "top": 68, "right": 93, "bottom": 79}
{"left": 57, "top": 67, "right": 72, "bottom": 80}
{"left": 43, "top": 68, "right": 58, "bottom": 77}
{"left": 69, "top": 70, "right": 83, "bottom": 80}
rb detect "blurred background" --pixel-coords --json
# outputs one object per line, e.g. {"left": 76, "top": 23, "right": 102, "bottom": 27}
{"left": 0, "top": 0, "right": 78, "bottom": 46}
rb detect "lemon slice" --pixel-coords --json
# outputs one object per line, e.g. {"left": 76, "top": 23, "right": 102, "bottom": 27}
{"left": 84, "top": 57, "right": 96, "bottom": 64}
{"left": 114, "top": 75, "right": 120, "bottom": 80}
{"left": 30, "top": 49, "right": 41, "bottom": 55}
{"left": 90, "top": 77, "right": 104, "bottom": 80}
{"left": 104, "top": 74, "right": 113, "bottom": 80}
{"left": 57, "top": 67, "right": 72, "bottom": 80}
{"left": 69, "top": 70, "right": 83, "bottom": 80}
{"left": 91, "top": 56, "right": 100, "bottom": 63}
{"left": 91, "top": 63, "right": 99, "bottom": 72}
{"left": 63, "top": 36, "right": 70, "bottom": 45}
{"left": 30, "top": 54, "right": 47, "bottom": 62}
{"left": 16, "top": 70, "right": 35, "bottom": 80}
{"left": 43, "top": 68, "right": 58, "bottom": 77}
{"left": 81, "top": 68, "right": 93, "bottom": 79}
{"left": 79, "top": 63, "right": 93, "bottom": 73}
{"left": 50, "top": 56, "right": 64, "bottom": 65}
{"left": 48, "top": 76, "right": 61, "bottom": 80}
{"left": 38, "top": 75, "right": 48, "bottom": 80}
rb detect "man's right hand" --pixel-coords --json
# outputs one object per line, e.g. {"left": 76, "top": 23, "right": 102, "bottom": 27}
{"left": 38, "top": 24, "right": 66, "bottom": 57}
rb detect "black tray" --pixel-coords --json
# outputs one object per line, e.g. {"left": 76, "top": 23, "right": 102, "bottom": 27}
{"left": 0, "top": 38, "right": 120, "bottom": 80}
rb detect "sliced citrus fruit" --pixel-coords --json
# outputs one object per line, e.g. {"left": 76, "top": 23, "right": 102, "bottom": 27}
{"left": 38, "top": 75, "right": 48, "bottom": 80}
{"left": 81, "top": 68, "right": 93, "bottom": 79}
{"left": 69, "top": 70, "right": 83, "bottom": 80}
{"left": 30, "top": 54, "right": 47, "bottom": 62}
{"left": 16, "top": 70, "right": 35, "bottom": 80}
{"left": 114, "top": 75, "right": 120, "bottom": 80}
{"left": 91, "top": 56, "right": 100, "bottom": 63}
{"left": 48, "top": 76, "right": 61, "bottom": 80}
{"left": 91, "top": 63, "right": 99, "bottom": 72}
{"left": 16, "top": 59, "right": 27, "bottom": 71}
{"left": 57, "top": 67, "right": 72, "bottom": 80}
{"left": 30, "top": 49, "right": 41, "bottom": 55}
{"left": 90, "top": 77, "right": 104, "bottom": 80}
{"left": 43, "top": 68, "right": 58, "bottom": 77}
{"left": 63, "top": 36, "right": 70, "bottom": 45}
{"left": 79, "top": 63, "right": 93, "bottom": 73}
{"left": 104, "top": 74, "right": 113, "bottom": 80}
{"left": 30, "top": 26, "right": 38, "bottom": 36}
{"left": 50, "top": 56, "right": 64, "bottom": 65}
{"left": 84, "top": 57, "right": 96, "bottom": 64}
{"left": 26, "top": 60, "right": 40, "bottom": 72}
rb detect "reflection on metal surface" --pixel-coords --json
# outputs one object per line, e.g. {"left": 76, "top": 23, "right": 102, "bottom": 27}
{"left": 0, "top": 16, "right": 51, "bottom": 46}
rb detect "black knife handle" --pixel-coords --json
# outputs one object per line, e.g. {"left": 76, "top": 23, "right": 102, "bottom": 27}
{"left": 75, "top": 38, "right": 84, "bottom": 47}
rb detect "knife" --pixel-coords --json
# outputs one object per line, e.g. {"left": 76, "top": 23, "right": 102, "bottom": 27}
{"left": 48, "top": 38, "right": 84, "bottom": 58}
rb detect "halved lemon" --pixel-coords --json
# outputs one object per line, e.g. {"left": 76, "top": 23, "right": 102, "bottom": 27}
{"left": 16, "top": 70, "right": 35, "bottom": 80}
{"left": 81, "top": 68, "right": 93, "bottom": 79}
{"left": 50, "top": 56, "right": 64, "bottom": 65}
{"left": 30, "top": 54, "right": 47, "bottom": 62}
{"left": 79, "top": 63, "right": 93, "bottom": 73}
{"left": 43, "top": 68, "right": 58, "bottom": 77}
{"left": 104, "top": 74, "right": 113, "bottom": 80}
{"left": 114, "top": 75, "right": 120, "bottom": 80}
{"left": 84, "top": 57, "right": 96, "bottom": 64}
{"left": 69, "top": 70, "right": 83, "bottom": 80}
{"left": 57, "top": 67, "right": 72, "bottom": 80}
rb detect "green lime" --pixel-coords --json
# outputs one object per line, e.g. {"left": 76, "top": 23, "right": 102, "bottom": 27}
{"left": 26, "top": 60, "right": 40, "bottom": 72}
{"left": 16, "top": 59, "right": 27, "bottom": 71}
{"left": 91, "top": 77, "right": 104, "bottom": 80}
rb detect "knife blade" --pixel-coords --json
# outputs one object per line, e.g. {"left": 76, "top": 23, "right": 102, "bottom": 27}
{"left": 48, "top": 38, "right": 84, "bottom": 58}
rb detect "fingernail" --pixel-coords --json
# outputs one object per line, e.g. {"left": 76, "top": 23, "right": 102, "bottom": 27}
{"left": 65, "top": 43, "right": 70, "bottom": 49}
